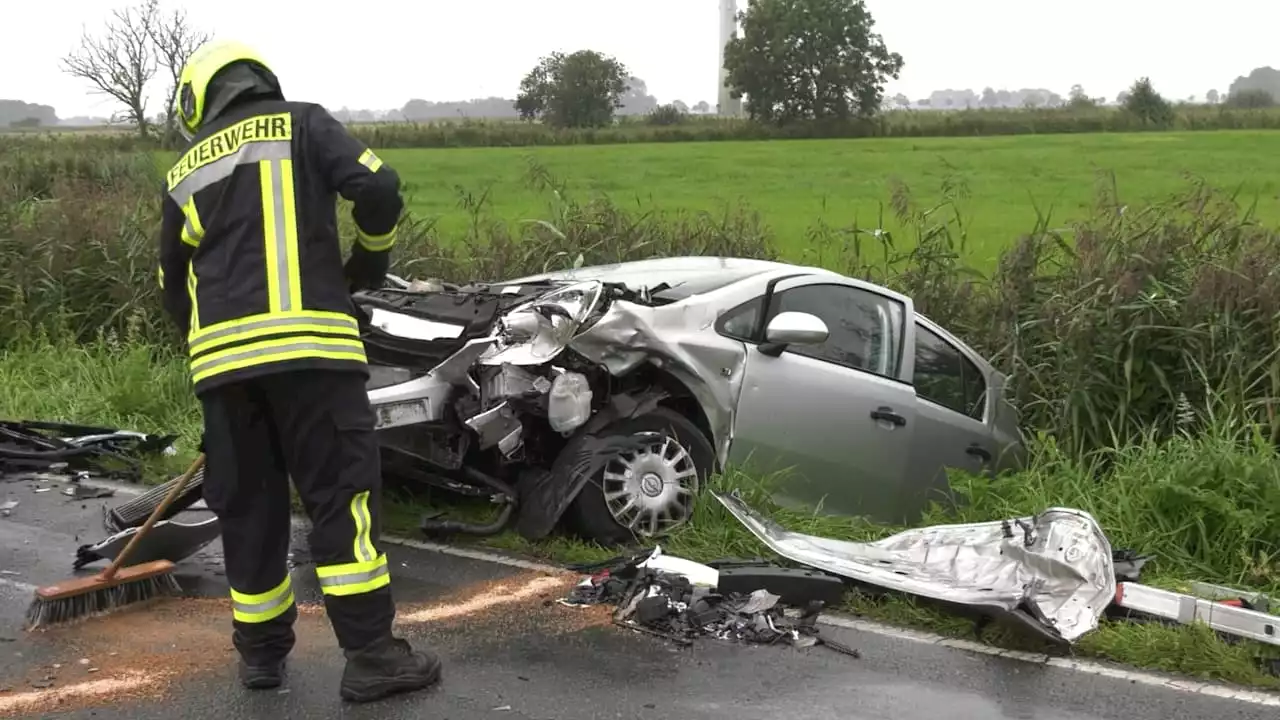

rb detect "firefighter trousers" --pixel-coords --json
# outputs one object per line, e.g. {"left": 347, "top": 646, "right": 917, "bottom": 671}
{"left": 199, "top": 369, "right": 395, "bottom": 664}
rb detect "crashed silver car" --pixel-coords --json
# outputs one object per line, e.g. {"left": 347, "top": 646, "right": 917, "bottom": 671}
{"left": 355, "top": 256, "right": 1025, "bottom": 545}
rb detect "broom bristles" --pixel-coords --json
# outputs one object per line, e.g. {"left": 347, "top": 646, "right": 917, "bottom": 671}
{"left": 24, "top": 574, "right": 182, "bottom": 630}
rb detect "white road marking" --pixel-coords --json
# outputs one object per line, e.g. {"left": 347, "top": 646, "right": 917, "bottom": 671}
{"left": 84, "top": 479, "right": 1280, "bottom": 707}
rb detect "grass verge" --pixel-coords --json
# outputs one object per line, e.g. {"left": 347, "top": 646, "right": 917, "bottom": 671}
{"left": 3, "top": 334, "right": 1278, "bottom": 690}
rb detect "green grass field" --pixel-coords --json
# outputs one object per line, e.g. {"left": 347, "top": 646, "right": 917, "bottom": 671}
{"left": 382, "top": 130, "right": 1280, "bottom": 268}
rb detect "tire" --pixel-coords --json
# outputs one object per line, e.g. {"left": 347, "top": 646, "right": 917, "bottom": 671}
{"left": 566, "top": 406, "right": 715, "bottom": 546}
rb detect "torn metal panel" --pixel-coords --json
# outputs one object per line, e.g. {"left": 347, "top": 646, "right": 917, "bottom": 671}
{"left": 74, "top": 517, "right": 222, "bottom": 570}
{"left": 569, "top": 298, "right": 747, "bottom": 468}
{"left": 464, "top": 402, "right": 523, "bottom": 454}
{"left": 713, "top": 491, "right": 1115, "bottom": 643}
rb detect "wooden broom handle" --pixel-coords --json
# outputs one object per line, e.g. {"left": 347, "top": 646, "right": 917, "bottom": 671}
{"left": 101, "top": 453, "right": 206, "bottom": 582}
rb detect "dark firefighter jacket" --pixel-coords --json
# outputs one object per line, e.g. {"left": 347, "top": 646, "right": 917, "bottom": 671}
{"left": 157, "top": 99, "right": 403, "bottom": 396}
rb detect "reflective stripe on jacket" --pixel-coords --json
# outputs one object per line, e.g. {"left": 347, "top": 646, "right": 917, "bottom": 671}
{"left": 157, "top": 99, "right": 403, "bottom": 395}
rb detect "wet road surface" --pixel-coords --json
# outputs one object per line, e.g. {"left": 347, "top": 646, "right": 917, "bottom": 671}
{"left": 0, "top": 475, "right": 1278, "bottom": 719}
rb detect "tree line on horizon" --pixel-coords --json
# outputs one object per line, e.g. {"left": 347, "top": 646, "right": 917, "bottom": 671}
{"left": 6, "top": 0, "right": 1280, "bottom": 132}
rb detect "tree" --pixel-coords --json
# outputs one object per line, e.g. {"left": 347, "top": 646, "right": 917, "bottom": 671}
{"left": 722, "top": 0, "right": 904, "bottom": 125}
{"left": 618, "top": 76, "right": 659, "bottom": 115}
{"left": 60, "top": 0, "right": 208, "bottom": 140}
{"left": 514, "top": 50, "right": 629, "bottom": 128}
{"left": 1206, "top": 89, "right": 1220, "bottom": 104}
{"left": 891, "top": 93, "right": 910, "bottom": 109}
{"left": 0, "top": 100, "right": 58, "bottom": 126}
{"left": 1227, "top": 67, "right": 1280, "bottom": 104}
{"left": 693, "top": 100, "right": 711, "bottom": 113}
{"left": 1068, "top": 83, "right": 1096, "bottom": 109}
{"left": 646, "top": 103, "right": 688, "bottom": 126}
{"left": 1224, "top": 89, "right": 1276, "bottom": 108}
{"left": 145, "top": 0, "right": 209, "bottom": 146}
{"left": 1121, "top": 77, "right": 1174, "bottom": 126}
{"left": 62, "top": 2, "right": 158, "bottom": 136}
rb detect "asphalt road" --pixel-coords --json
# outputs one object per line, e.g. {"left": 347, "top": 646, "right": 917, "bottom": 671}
{"left": 0, "top": 474, "right": 1278, "bottom": 719}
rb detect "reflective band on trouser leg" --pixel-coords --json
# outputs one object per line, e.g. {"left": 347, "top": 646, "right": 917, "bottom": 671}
{"left": 315, "top": 554, "right": 391, "bottom": 597}
{"left": 187, "top": 311, "right": 361, "bottom": 356}
{"left": 231, "top": 575, "right": 295, "bottom": 623}
{"left": 314, "top": 490, "right": 389, "bottom": 597}
{"left": 350, "top": 490, "right": 376, "bottom": 563}
{"left": 355, "top": 224, "right": 397, "bottom": 252}
{"left": 357, "top": 148, "right": 383, "bottom": 173}
{"left": 259, "top": 157, "right": 302, "bottom": 313}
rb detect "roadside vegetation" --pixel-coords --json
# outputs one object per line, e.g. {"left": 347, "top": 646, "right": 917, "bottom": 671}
{"left": 2, "top": 136, "right": 1279, "bottom": 688}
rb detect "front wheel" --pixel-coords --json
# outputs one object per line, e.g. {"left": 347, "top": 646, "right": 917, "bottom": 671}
{"left": 566, "top": 406, "right": 714, "bottom": 546}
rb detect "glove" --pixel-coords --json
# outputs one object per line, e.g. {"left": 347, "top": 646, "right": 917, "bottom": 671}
{"left": 344, "top": 244, "right": 390, "bottom": 292}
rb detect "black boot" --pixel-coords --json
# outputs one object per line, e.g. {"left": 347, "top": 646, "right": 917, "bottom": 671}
{"left": 339, "top": 636, "right": 441, "bottom": 703}
{"left": 239, "top": 657, "right": 286, "bottom": 690}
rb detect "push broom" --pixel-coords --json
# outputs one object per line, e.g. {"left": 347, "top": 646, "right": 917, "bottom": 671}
{"left": 24, "top": 453, "right": 206, "bottom": 630}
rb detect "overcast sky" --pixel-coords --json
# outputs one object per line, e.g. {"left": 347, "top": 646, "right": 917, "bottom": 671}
{"left": 2, "top": 0, "right": 1275, "bottom": 118}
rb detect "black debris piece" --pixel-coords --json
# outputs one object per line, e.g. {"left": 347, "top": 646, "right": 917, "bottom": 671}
{"left": 716, "top": 566, "right": 847, "bottom": 607}
{"left": 0, "top": 420, "right": 177, "bottom": 483}
{"left": 560, "top": 550, "right": 859, "bottom": 658}
{"left": 104, "top": 470, "right": 205, "bottom": 532}
{"left": 1112, "top": 549, "right": 1155, "bottom": 583}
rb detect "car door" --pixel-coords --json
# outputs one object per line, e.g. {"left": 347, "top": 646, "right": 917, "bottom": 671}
{"left": 725, "top": 275, "right": 919, "bottom": 523}
{"left": 904, "top": 319, "right": 997, "bottom": 512}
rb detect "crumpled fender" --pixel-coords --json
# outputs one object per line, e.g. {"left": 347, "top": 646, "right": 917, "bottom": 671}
{"left": 714, "top": 491, "right": 1116, "bottom": 644}
{"left": 513, "top": 390, "right": 669, "bottom": 540}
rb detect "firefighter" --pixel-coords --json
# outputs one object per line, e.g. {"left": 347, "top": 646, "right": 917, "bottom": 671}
{"left": 156, "top": 39, "right": 440, "bottom": 703}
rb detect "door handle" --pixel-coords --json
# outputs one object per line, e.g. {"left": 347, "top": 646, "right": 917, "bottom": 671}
{"left": 870, "top": 407, "right": 906, "bottom": 427}
{"left": 966, "top": 444, "right": 992, "bottom": 461}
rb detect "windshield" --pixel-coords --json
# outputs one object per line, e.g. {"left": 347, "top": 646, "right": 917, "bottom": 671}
{"left": 647, "top": 266, "right": 774, "bottom": 301}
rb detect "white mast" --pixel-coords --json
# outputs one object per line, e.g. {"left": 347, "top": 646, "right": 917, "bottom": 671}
{"left": 717, "top": 0, "right": 744, "bottom": 116}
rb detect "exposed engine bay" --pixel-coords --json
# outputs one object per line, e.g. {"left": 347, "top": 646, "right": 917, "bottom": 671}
{"left": 355, "top": 274, "right": 713, "bottom": 544}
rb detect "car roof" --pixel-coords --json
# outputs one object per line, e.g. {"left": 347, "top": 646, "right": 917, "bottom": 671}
{"left": 501, "top": 256, "right": 835, "bottom": 300}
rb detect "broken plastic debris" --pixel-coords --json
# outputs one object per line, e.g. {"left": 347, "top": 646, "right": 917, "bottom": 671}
{"left": 636, "top": 546, "right": 719, "bottom": 588}
{"left": 736, "top": 589, "right": 781, "bottom": 615}
{"left": 63, "top": 485, "right": 114, "bottom": 500}
{"left": 547, "top": 371, "right": 592, "bottom": 433}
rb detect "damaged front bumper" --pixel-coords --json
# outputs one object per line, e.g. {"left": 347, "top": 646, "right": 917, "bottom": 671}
{"left": 713, "top": 491, "right": 1116, "bottom": 644}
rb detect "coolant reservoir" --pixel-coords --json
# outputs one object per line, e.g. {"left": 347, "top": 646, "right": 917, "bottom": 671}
{"left": 547, "top": 371, "right": 592, "bottom": 433}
